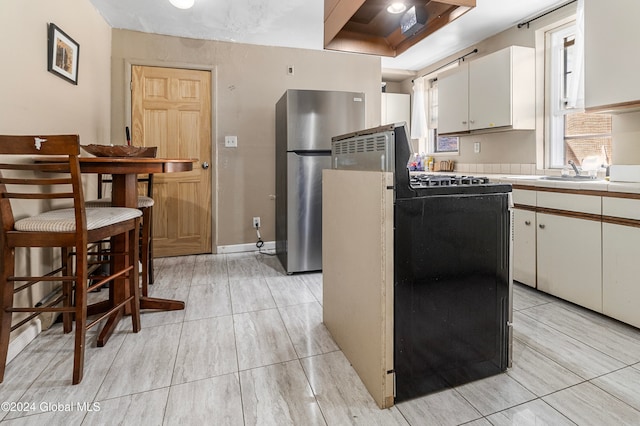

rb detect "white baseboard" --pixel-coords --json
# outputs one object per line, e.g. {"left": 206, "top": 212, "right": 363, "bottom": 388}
{"left": 217, "top": 241, "right": 275, "bottom": 254}
{"left": 7, "top": 319, "right": 41, "bottom": 364}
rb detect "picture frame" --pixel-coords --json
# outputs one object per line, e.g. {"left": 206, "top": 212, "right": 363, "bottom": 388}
{"left": 47, "top": 23, "right": 79, "bottom": 85}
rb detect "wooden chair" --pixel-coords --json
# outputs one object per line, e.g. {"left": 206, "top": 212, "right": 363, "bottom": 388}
{"left": 0, "top": 134, "right": 142, "bottom": 385}
{"left": 86, "top": 148, "right": 156, "bottom": 296}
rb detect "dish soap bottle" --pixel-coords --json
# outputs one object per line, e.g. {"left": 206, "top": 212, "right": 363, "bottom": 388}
{"left": 415, "top": 153, "right": 423, "bottom": 171}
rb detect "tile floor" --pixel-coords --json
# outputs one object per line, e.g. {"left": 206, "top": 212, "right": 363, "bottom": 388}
{"left": 1, "top": 252, "right": 640, "bottom": 425}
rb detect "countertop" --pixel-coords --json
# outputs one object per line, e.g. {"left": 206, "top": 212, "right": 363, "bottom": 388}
{"left": 410, "top": 171, "right": 640, "bottom": 194}
{"left": 492, "top": 175, "right": 640, "bottom": 194}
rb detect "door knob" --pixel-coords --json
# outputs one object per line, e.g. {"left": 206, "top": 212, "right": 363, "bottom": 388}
{"left": 202, "top": 162, "right": 209, "bottom": 169}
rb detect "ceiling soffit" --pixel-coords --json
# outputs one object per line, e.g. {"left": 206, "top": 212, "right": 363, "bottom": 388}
{"left": 324, "top": 0, "right": 475, "bottom": 57}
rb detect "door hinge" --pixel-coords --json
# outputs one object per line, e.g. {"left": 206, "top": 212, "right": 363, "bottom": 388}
{"left": 387, "top": 369, "right": 396, "bottom": 398}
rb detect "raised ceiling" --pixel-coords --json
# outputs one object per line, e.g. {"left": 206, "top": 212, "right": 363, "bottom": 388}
{"left": 324, "top": 0, "right": 475, "bottom": 57}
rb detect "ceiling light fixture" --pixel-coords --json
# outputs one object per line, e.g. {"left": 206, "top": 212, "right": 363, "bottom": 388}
{"left": 387, "top": 2, "right": 407, "bottom": 14}
{"left": 169, "top": 0, "right": 195, "bottom": 9}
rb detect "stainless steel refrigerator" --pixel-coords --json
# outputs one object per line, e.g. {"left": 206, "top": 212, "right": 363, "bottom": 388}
{"left": 276, "top": 89, "right": 365, "bottom": 273}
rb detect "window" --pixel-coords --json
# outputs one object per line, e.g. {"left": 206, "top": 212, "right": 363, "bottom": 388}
{"left": 546, "top": 23, "right": 611, "bottom": 169}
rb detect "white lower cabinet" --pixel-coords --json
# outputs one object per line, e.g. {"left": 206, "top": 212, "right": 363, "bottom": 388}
{"left": 602, "top": 223, "right": 640, "bottom": 328}
{"left": 536, "top": 213, "right": 602, "bottom": 313}
{"left": 513, "top": 208, "right": 536, "bottom": 287}
{"left": 602, "top": 197, "right": 640, "bottom": 327}
{"left": 512, "top": 187, "right": 640, "bottom": 327}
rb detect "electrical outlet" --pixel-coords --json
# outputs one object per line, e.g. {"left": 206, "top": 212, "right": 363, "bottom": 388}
{"left": 474, "top": 142, "right": 481, "bottom": 153}
{"left": 252, "top": 217, "right": 261, "bottom": 228}
{"left": 225, "top": 136, "right": 238, "bottom": 148}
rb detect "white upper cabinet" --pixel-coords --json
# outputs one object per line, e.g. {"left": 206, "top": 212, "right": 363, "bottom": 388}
{"left": 585, "top": 0, "right": 640, "bottom": 111}
{"left": 438, "top": 46, "right": 535, "bottom": 135}
{"left": 381, "top": 93, "right": 410, "bottom": 128}
{"left": 438, "top": 62, "right": 470, "bottom": 134}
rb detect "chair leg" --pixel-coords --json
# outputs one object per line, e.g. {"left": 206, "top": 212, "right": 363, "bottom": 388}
{"left": 0, "top": 247, "right": 15, "bottom": 383}
{"left": 72, "top": 247, "right": 88, "bottom": 385}
{"left": 148, "top": 207, "right": 154, "bottom": 285}
{"left": 130, "top": 219, "right": 141, "bottom": 333}
{"left": 141, "top": 208, "right": 151, "bottom": 297}
{"left": 61, "top": 247, "right": 73, "bottom": 334}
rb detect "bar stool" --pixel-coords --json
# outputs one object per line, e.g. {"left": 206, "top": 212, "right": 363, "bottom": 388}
{"left": 85, "top": 147, "right": 156, "bottom": 296}
{"left": 0, "top": 134, "right": 142, "bottom": 385}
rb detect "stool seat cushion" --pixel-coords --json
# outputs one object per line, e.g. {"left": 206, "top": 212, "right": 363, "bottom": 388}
{"left": 15, "top": 207, "right": 142, "bottom": 232}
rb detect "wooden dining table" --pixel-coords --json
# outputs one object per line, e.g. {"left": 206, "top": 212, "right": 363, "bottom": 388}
{"left": 75, "top": 157, "right": 195, "bottom": 346}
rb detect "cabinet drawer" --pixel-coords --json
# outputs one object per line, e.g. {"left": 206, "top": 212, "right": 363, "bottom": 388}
{"left": 512, "top": 189, "right": 536, "bottom": 206}
{"left": 603, "top": 197, "right": 640, "bottom": 221}
{"left": 537, "top": 191, "right": 601, "bottom": 215}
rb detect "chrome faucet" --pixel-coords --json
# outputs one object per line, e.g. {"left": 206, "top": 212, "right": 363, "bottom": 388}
{"left": 568, "top": 160, "right": 580, "bottom": 176}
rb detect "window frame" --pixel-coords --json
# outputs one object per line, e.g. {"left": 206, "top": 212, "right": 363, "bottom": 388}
{"left": 544, "top": 21, "right": 611, "bottom": 169}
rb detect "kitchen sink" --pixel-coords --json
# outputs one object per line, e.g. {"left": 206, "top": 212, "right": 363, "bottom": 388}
{"left": 539, "top": 175, "right": 602, "bottom": 182}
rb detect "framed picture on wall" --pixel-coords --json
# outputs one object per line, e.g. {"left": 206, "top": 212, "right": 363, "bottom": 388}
{"left": 47, "top": 23, "right": 79, "bottom": 85}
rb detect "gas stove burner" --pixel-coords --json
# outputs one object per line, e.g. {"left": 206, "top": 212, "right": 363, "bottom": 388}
{"left": 410, "top": 174, "right": 491, "bottom": 188}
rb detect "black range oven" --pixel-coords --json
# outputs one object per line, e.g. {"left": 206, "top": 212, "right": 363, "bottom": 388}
{"left": 332, "top": 123, "right": 512, "bottom": 402}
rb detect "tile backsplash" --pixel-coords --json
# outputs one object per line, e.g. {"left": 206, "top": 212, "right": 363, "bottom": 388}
{"left": 455, "top": 163, "right": 538, "bottom": 175}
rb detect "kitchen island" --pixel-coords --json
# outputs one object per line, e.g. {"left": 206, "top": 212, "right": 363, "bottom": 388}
{"left": 323, "top": 165, "right": 512, "bottom": 408}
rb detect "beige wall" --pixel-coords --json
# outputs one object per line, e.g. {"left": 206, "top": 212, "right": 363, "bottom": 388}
{"left": 0, "top": 0, "right": 111, "bottom": 341}
{"left": 110, "top": 30, "right": 382, "bottom": 248}
{"left": 1, "top": 1, "right": 111, "bottom": 141}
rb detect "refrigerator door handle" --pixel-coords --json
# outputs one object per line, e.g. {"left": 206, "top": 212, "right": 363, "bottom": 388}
{"left": 289, "top": 150, "right": 332, "bottom": 156}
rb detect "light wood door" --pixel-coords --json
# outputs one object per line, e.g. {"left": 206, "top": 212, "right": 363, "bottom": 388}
{"left": 132, "top": 65, "right": 212, "bottom": 257}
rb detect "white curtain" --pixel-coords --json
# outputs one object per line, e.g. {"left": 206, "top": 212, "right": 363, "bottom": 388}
{"left": 427, "top": 79, "right": 438, "bottom": 129}
{"left": 411, "top": 77, "right": 428, "bottom": 140}
{"left": 566, "top": 0, "right": 585, "bottom": 110}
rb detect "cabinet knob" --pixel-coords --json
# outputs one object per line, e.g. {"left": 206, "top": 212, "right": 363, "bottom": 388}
{"left": 470, "top": 120, "right": 475, "bottom": 124}
{"left": 539, "top": 224, "right": 545, "bottom": 229}
{"left": 462, "top": 121, "right": 467, "bottom": 125}
{"left": 525, "top": 220, "right": 531, "bottom": 226}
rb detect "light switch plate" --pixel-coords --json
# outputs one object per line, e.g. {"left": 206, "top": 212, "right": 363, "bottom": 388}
{"left": 225, "top": 136, "right": 238, "bottom": 148}
{"left": 474, "top": 142, "right": 481, "bottom": 153}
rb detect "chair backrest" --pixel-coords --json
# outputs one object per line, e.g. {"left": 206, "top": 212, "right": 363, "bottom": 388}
{"left": 0, "top": 135, "right": 85, "bottom": 240}
{"left": 97, "top": 146, "right": 157, "bottom": 199}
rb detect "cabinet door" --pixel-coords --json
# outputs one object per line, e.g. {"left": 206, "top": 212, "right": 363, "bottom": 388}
{"left": 585, "top": 0, "right": 640, "bottom": 109}
{"left": 469, "top": 47, "right": 512, "bottom": 130}
{"left": 437, "top": 63, "right": 469, "bottom": 134}
{"left": 602, "top": 223, "right": 640, "bottom": 328}
{"left": 536, "top": 213, "right": 602, "bottom": 312}
{"left": 513, "top": 208, "right": 536, "bottom": 287}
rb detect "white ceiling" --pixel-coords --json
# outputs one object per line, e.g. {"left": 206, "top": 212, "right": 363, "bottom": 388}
{"left": 89, "top": 0, "right": 570, "bottom": 75}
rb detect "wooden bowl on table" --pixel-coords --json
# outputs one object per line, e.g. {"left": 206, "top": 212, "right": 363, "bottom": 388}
{"left": 81, "top": 144, "right": 157, "bottom": 158}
